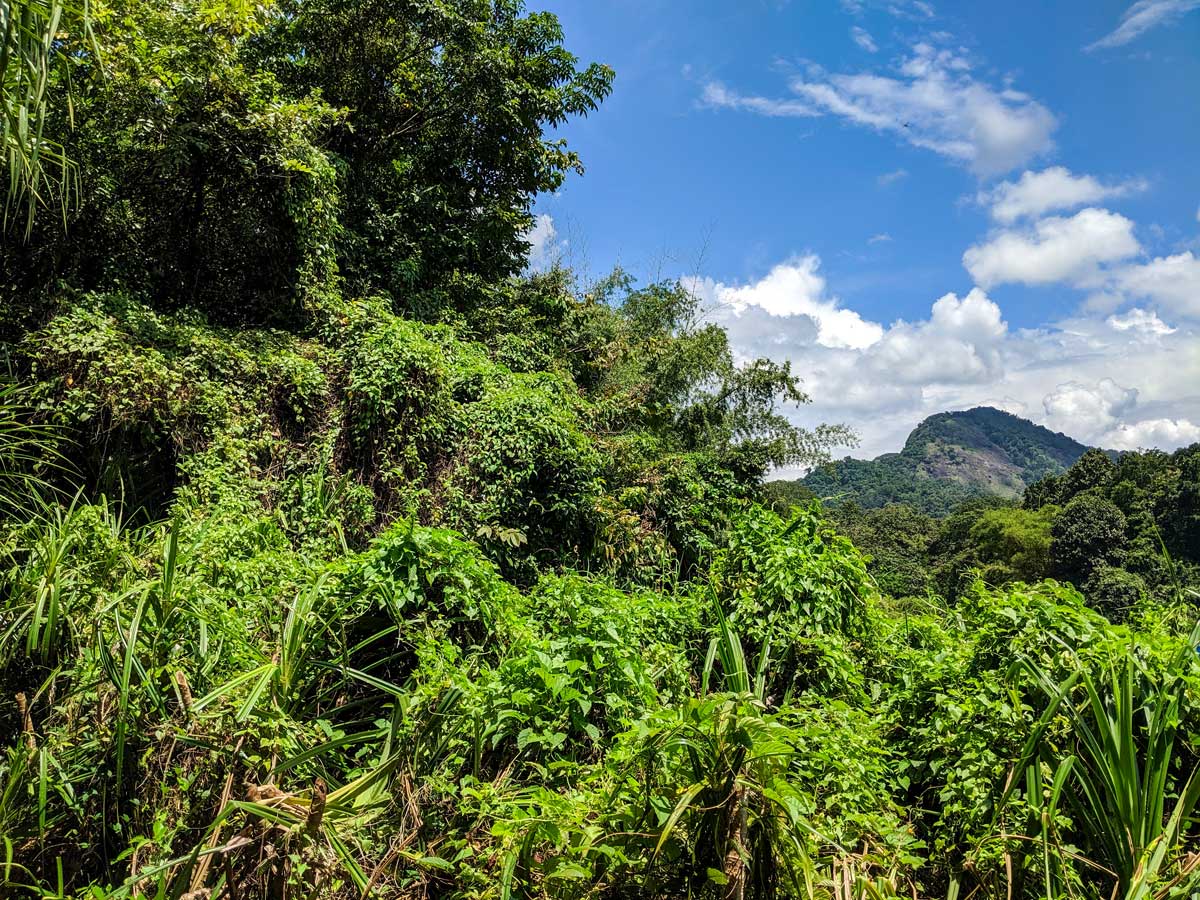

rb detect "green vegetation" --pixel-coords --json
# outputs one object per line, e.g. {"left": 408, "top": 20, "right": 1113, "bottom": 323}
{"left": 821, "top": 444, "right": 1200, "bottom": 611}
{"left": 0, "top": 0, "right": 93, "bottom": 233}
{"left": 792, "top": 407, "right": 1091, "bottom": 515}
{"left": 2, "top": 2, "right": 1199, "bottom": 899}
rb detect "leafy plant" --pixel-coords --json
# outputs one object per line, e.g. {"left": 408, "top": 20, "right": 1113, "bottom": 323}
{"left": 1013, "top": 623, "right": 1200, "bottom": 900}
{"left": 1, "top": 0, "right": 92, "bottom": 233}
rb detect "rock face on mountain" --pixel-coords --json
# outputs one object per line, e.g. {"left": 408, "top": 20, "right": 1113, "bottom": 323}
{"left": 789, "top": 407, "right": 1092, "bottom": 515}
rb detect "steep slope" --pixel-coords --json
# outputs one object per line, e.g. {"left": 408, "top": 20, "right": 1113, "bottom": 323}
{"left": 790, "top": 407, "right": 1092, "bottom": 515}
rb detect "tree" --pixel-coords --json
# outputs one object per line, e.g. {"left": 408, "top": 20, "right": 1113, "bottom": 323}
{"left": 3, "top": 0, "right": 613, "bottom": 326}
{"left": 1050, "top": 494, "right": 1127, "bottom": 586}
{"left": 828, "top": 503, "right": 936, "bottom": 598}
{"left": 586, "top": 274, "right": 854, "bottom": 480}
{"left": 926, "top": 496, "right": 1014, "bottom": 601}
{"left": 1083, "top": 565, "right": 1146, "bottom": 622}
{"left": 967, "top": 505, "right": 1057, "bottom": 584}
{"left": 257, "top": 0, "right": 614, "bottom": 311}
{"left": 1059, "top": 448, "right": 1117, "bottom": 498}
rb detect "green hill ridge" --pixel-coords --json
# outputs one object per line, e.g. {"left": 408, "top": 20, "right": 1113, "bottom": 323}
{"left": 789, "top": 406, "right": 1092, "bottom": 515}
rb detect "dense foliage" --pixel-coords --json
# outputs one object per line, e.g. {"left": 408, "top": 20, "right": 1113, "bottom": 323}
{"left": 1, "top": 2, "right": 1198, "bottom": 900}
{"left": 818, "top": 444, "right": 1200, "bottom": 613}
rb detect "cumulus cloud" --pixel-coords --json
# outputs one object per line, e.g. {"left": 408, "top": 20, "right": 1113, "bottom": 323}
{"left": 1086, "top": 0, "right": 1200, "bottom": 51}
{"left": 1038, "top": 380, "right": 1200, "bottom": 452}
{"left": 963, "top": 207, "right": 1141, "bottom": 287}
{"left": 979, "top": 167, "right": 1148, "bottom": 223}
{"left": 706, "top": 276, "right": 1010, "bottom": 403}
{"left": 851, "top": 26, "right": 879, "bottom": 52}
{"left": 867, "top": 289, "right": 1008, "bottom": 385}
{"left": 687, "top": 256, "right": 884, "bottom": 350}
{"left": 1106, "top": 307, "right": 1176, "bottom": 336}
{"left": 702, "top": 43, "right": 1056, "bottom": 175}
{"left": 1114, "top": 252, "right": 1200, "bottom": 318}
{"left": 1042, "top": 378, "right": 1139, "bottom": 436}
{"left": 958, "top": 206, "right": 1198, "bottom": 324}
{"left": 696, "top": 251, "right": 1200, "bottom": 468}
{"left": 1106, "top": 417, "right": 1200, "bottom": 450}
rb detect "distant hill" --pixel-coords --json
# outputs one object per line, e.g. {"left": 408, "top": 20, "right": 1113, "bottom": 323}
{"left": 772, "top": 407, "right": 1093, "bottom": 516}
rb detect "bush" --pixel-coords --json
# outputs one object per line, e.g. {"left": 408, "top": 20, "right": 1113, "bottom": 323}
{"left": 342, "top": 315, "right": 453, "bottom": 505}
{"left": 1084, "top": 565, "right": 1147, "bottom": 622}
{"left": 712, "top": 504, "right": 877, "bottom": 699}
{"left": 440, "top": 373, "right": 604, "bottom": 581}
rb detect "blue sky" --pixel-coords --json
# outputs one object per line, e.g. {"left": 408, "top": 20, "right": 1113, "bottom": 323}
{"left": 530, "top": 0, "right": 1200, "bottom": 467}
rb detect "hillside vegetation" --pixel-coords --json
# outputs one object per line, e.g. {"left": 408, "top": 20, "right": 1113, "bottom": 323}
{"left": 1, "top": 3, "right": 1199, "bottom": 900}
{"left": 793, "top": 408, "right": 1091, "bottom": 515}
{"left": 810, "top": 445, "right": 1200, "bottom": 606}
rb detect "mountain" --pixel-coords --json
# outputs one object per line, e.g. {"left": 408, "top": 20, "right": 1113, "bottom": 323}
{"left": 776, "top": 407, "right": 1092, "bottom": 516}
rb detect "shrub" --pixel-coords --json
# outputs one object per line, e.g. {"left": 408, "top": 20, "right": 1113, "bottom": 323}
{"left": 1083, "top": 564, "right": 1147, "bottom": 621}
{"left": 342, "top": 315, "right": 453, "bottom": 506}
{"left": 439, "top": 373, "right": 603, "bottom": 581}
{"left": 712, "top": 504, "right": 877, "bottom": 699}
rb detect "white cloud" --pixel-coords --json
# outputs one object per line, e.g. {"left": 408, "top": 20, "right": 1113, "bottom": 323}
{"left": 688, "top": 256, "right": 884, "bottom": 350}
{"left": 927, "top": 289, "right": 1007, "bottom": 342}
{"left": 877, "top": 168, "right": 908, "bottom": 186}
{"left": 957, "top": 207, "right": 1199, "bottom": 323}
{"left": 1086, "top": 0, "right": 1200, "bottom": 50}
{"left": 794, "top": 44, "right": 1056, "bottom": 175}
{"left": 868, "top": 233, "right": 893, "bottom": 244}
{"left": 1042, "top": 378, "right": 1139, "bottom": 436}
{"left": 851, "top": 26, "right": 879, "bottom": 52}
{"left": 701, "top": 81, "right": 817, "bottom": 118}
{"left": 706, "top": 276, "right": 1010, "bottom": 401}
{"left": 867, "top": 289, "right": 1008, "bottom": 385}
{"left": 840, "top": 0, "right": 933, "bottom": 17}
{"left": 703, "top": 43, "right": 1056, "bottom": 175}
{"left": 963, "top": 207, "right": 1141, "bottom": 287}
{"left": 1039, "top": 381, "right": 1200, "bottom": 452}
{"left": 1107, "top": 307, "right": 1176, "bottom": 336}
{"left": 979, "top": 167, "right": 1148, "bottom": 223}
{"left": 1114, "top": 252, "right": 1200, "bottom": 318}
{"left": 524, "top": 214, "right": 565, "bottom": 270}
{"left": 698, "top": 251, "right": 1200, "bottom": 468}
{"left": 1106, "top": 418, "right": 1200, "bottom": 450}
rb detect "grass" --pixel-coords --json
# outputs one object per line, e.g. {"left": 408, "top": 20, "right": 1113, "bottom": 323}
{"left": 1004, "top": 620, "right": 1200, "bottom": 900}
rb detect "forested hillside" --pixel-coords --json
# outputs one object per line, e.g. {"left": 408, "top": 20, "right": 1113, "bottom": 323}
{"left": 1, "top": 3, "right": 1198, "bottom": 900}
{"left": 792, "top": 407, "right": 1091, "bottom": 515}
{"left": 811, "top": 445, "right": 1200, "bottom": 608}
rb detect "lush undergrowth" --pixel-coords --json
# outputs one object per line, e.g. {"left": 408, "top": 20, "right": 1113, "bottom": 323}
{"left": 2, "top": 1, "right": 1199, "bottom": 898}
{"left": 6, "top": 467, "right": 1198, "bottom": 900}
{"left": 4, "top": 448, "right": 1199, "bottom": 899}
